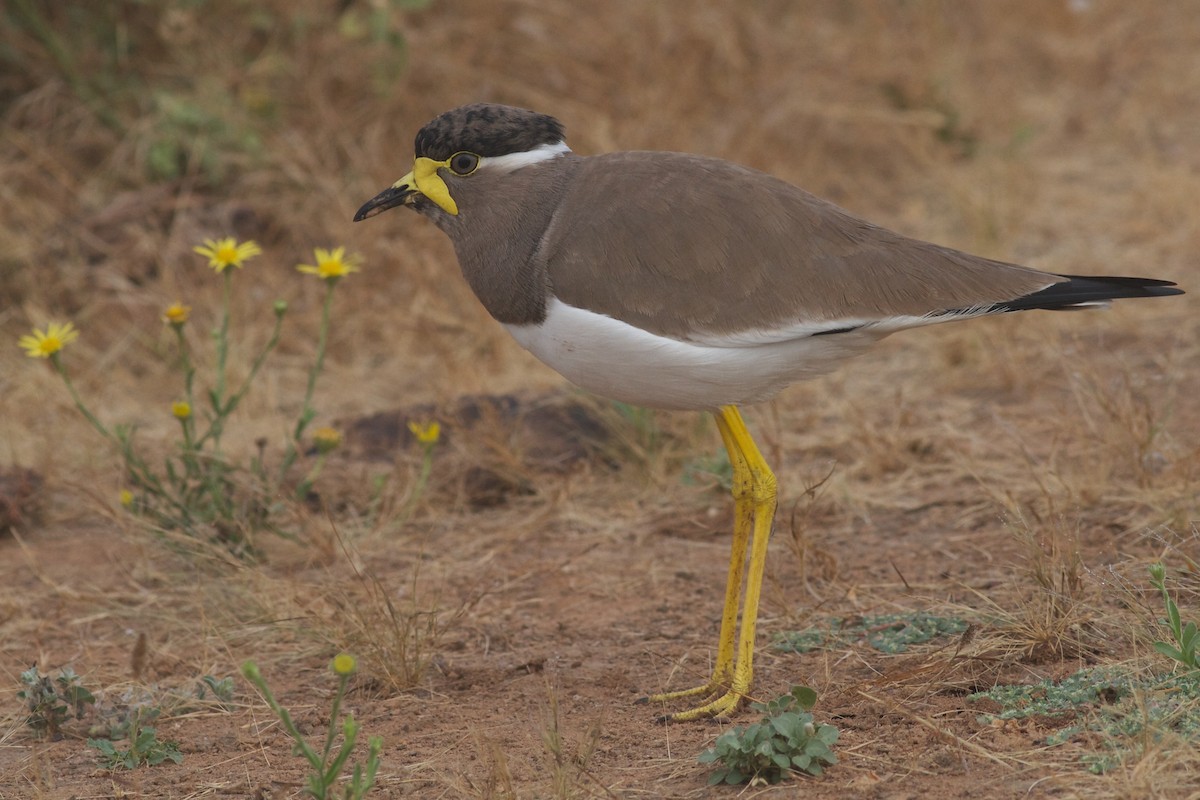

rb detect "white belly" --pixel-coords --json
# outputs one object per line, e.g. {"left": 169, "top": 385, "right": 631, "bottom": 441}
{"left": 504, "top": 298, "right": 888, "bottom": 411}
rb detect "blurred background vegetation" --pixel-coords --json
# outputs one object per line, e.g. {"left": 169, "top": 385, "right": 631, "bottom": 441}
{"left": 1, "top": 0, "right": 1194, "bottom": 564}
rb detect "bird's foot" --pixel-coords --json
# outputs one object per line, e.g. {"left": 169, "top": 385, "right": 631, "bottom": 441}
{"left": 642, "top": 679, "right": 747, "bottom": 721}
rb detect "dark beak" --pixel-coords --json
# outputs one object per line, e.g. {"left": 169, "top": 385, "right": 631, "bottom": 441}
{"left": 353, "top": 184, "right": 417, "bottom": 222}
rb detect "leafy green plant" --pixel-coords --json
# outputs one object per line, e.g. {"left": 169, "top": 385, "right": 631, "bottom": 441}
{"left": 971, "top": 667, "right": 1128, "bottom": 722}
{"left": 775, "top": 611, "right": 968, "bottom": 655}
{"left": 88, "top": 710, "right": 183, "bottom": 769}
{"left": 19, "top": 239, "right": 360, "bottom": 556}
{"left": 698, "top": 686, "right": 838, "bottom": 785}
{"left": 1148, "top": 562, "right": 1199, "bottom": 670}
{"left": 973, "top": 668, "right": 1200, "bottom": 774}
{"left": 242, "top": 654, "right": 382, "bottom": 799}
{"left": 16, "top": 665, "right": 95, "bottom": 739}
{"left": 198, "top": 674, "right": 237, "bottom": 707}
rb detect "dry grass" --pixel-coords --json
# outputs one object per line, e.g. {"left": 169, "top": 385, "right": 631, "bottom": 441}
{"left": 2, "top": 1, "right": 1199, "bottom": 797}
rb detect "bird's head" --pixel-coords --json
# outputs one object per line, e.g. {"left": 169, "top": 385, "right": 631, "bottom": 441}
{"left": 353, "top": 103, "right": 570, "bottom": 224}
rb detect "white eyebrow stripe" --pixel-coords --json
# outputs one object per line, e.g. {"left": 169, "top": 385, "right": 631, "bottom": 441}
{"left": 478, "top": 141, "right": 572, "bottom": 173}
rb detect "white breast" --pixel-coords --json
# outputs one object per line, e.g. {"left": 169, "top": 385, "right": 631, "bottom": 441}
{"left": 503, "top": 298, "right": 892, "bottom": 411}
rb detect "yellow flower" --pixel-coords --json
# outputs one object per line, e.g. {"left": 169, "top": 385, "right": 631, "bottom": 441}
{"left": 163, "top": 301, "right": 191, "bottom": 326}
{"left": 194, "top": 237, "right": 262, "bottom": 273}
{"left": 119, "top": 489, "right": 134, "bottom": 508}
{"left": 408, "top": 420, "right": 441, "bottom": 445}
{"left": 332, "top": 653, "right": 357, "bottom": 676}
{"left": 19, "top": 322, "right": 79, "bottom": 359}
{"left": 296, "top": 246, "right": 360, "bottom": 282}
{"left": 172, "top": 401, "right": 192, "bottom": 420}
{"left": 313, "top": 426, "right": 342, "bottom": 454}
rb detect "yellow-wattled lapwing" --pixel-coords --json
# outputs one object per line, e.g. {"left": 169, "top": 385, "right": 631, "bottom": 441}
{"left": 355, "top": 103, "right": 1183, "bottom": 720}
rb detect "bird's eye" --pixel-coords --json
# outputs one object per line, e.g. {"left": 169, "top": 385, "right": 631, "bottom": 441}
{"left": 448, "top": 152, "right": 480, "bottom": 175}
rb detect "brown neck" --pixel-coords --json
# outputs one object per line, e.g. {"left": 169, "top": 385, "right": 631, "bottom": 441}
{"left": 424, "top": 155, "right": 581, "bottom": 326}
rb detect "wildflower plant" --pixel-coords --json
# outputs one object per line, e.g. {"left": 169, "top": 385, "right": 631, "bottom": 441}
{"left": 278, "top": 246, "right": 362, "bottom": 495}
{"left": 242, "top": 654, "right": 382, "bottom": 799}
{"left": 18, "top": 238, "right": 361, "bottom": 555}
{"left": 398, "top": 420, "right": 440, "bottom": 520}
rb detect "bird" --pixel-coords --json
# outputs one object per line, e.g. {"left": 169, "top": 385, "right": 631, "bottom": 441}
{"left": 354, "top": 103, "right": 1183, "bottom": 720}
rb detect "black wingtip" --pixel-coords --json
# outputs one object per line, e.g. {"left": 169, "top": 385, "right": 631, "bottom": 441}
{"left": 990, "top": 274, "right": 1183, "bottom": 313}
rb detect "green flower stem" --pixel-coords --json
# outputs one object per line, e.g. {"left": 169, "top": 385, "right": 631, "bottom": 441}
{"left": 321, "top": 671, "right": 350, "bottom": 767}
{"left": 242, "top": 660, "right": 378, "bottom": 799}
{"left": 52, "top": 354, "right": 113, "bottom": 442}
{"left": 225, "top": 311, "right": 284, "bottom": 416}
{"left": 398, "top": 442, "right": 436, "bottom": 522}
{"left": 113, "top": 426, "right": 197, "bottom": 525}
{"left": 171, "top": 324, "right": 202, "bottom": 481}
{"left": 295, "top": 451, "right": 330, "bottom": 500}
{"left": 194, "top": 307, "right": 283, "bottom": 452}
{"left": 279, "top": 280, "right": 336, "bottom": 483}
{"left": 320, "top": 716, "right": 358, "bottom": 788}
{"left": 296, "top": 281, "right": 336, "bottom": 442}
{"left": 177, "top": 415, "right": 195, "bottom": 452}
{"left": 241, "top": 662, "right": 320, "bottom": 766}
{"left": 172, "top": 324, "right": 196, "bottom": 413}
{"left": 211, "top": 270, "right": 233, "bottom": 449}
{"left": 173, "top": 418, "right": 202, "bottom": 492}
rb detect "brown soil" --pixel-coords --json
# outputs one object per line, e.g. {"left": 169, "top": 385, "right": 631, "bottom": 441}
{"left": 2, "top": 2, "right": 1198, "bottom": 798}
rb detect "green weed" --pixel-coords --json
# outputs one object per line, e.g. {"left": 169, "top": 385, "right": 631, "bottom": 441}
{"left": 1148, "top": 562, "right": 1199, "bottom": 670}
{"left": 698, "top": 686, "right": 838, "bottom": 785}
{"left": 971, "top": 667, "right": 1129, "bottom": 722}
{"left": 197, "top": 674, "right": 237, "bottom": 707}
{"left": 16, "top": 665, "right": 96, "bottom": 739}
{"left": 973, "top": 668, "right": 1200, "bottom": 773}
{"left": 242, "top": 654, "right": 382, "bottom": 800}
{"left": 775, "top": 611, "right": 968, "bottom": 655}
{"left": 88, "top": 709, "right": 183, "bottom": 769}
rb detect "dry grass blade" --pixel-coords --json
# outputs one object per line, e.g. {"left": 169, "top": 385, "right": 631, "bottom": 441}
{"left": 854, "top": 689, "right": 1025, "bottom": 770}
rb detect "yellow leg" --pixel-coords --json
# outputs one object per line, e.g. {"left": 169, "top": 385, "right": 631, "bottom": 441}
{"left": 647, "top": 411, "right": 750, "bottom": 705}
{"left": 648, "top": 405, "right": 777, "bottom": 721}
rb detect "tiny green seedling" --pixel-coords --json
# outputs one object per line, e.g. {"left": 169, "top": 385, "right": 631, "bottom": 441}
{"left": 698, "top": 686, "right": 838, "bottom": 785}
{"left": 17, "top": 665, "right": 96, "bottom": 739}
{"left": 1148, "top": 563, "right": 1199, "bottom": 670}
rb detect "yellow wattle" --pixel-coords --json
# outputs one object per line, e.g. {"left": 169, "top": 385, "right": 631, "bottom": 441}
{"left": 411, "top": 156, "right": 459, "bottom": 215}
